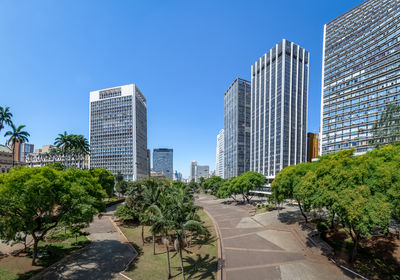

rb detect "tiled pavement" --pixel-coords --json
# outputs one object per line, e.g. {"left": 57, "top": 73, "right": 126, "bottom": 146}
{"left": 31, "top": 204, "right": 136, "bottom": 280}
{"left": 196, "top": 194, "right": 357, "bottom": 280}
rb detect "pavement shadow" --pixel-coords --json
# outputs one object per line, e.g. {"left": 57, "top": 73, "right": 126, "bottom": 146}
{"left": 183, "top": 253, "right": 218, "bottom": 280}
{"left": 34, "top": 239, "right": 134, "bottom": 280}
{"left": 277, "top": 209, "right": 307, "bottom": 225}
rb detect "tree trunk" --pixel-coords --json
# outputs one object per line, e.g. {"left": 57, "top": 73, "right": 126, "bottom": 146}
{"left": 330, "top": 211, "right": 335, "bottom": 230}
{"left": 165, "top": 237, "right": 171, "bottom": 279}
{"left": 350, "top": 234, "right": 359, "bottom": 263}
{"left": 32, "top": 238, "right": 38, "bottom": 266}
{"left": 152, "top": 233, "right": 155, "bottom": 255}
{"left": 297, "top": 199, "right": 308, "bottom": 223}
{"left": 179, "top": 246, "right": 185, "bottom": 280}
{"left": 141, "top": 225, "right": 145, "bottom": 246}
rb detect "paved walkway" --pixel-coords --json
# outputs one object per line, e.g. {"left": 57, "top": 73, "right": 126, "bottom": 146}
{"left": 31, "top": 204, "right": 136, "bottom": 280}
{"left": 196, "top": 194, "right": 357, "bottom": 280}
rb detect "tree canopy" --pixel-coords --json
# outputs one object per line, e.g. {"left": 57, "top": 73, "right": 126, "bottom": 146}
{"left": 0, "top": 166, "right": 106, "bottom": 265}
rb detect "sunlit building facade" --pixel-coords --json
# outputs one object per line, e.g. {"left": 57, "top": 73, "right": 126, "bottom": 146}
{"left": 224, "top": 78, "right": 251, "bottom": 179}
{"left": 320, "top": 0, "right": 400, "bottom": 155}
{"left": 89, "top": 84, "right": 148, "bottom": 181}
{"left": 251, "top": 39, "right": 309, "bottom": 179}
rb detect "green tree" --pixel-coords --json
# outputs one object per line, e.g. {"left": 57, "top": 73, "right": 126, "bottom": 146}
{"left": 116, "top": 181, "right": 129, "bottom": 196}
{"left": 272, "top": 162, "right": 316, "bottom": 222}
{"left": 0, "top": 106, "right": 13, "bottom": 133}
{"left": 115, "top": 171, "right": 124, "bottom": 183}
{"left": 4, "top": 124, "right": 30, "bottom": 167}
{"left": 54, "top": 132, "right": 89, "bottom": 166}
{"left": 90, "top": 168, "right": 115, "bottom": 198}
{"left": 0, "top": 167, "right": 105, "bottom": 265}
{"left": 203, "top": 176, "right": 225, "bottom": 195}
{"left": 229, "top": 171, "right": 266, "bottom": 203}
{"left": 333, "top": 186, "right": 390, "bottom": 262}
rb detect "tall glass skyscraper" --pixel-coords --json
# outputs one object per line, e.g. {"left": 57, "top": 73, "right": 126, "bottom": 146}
{"left": 215, "top": 129, "right": 224, "bottom": 178}
{"left": 89, "top": 84, "right": 148, "bottom": 181}
{"left": 320, "top": 0, "right": 400, "bottom": 155}
{"left": 153, "top": 148, "right": 173, "bottom": 179}
{"left": 224, "top": 78, "right": 251, "bottom": 179}
{"left": 251, "top": 39, "right": 309, "bottom": 179}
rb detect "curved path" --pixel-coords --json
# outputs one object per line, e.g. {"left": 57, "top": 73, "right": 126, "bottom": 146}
{"left": 32, "top": 204, "right": 136, "bottom": 280}
{"left": 196, "top": 194, "right": 357, "bottom": 280}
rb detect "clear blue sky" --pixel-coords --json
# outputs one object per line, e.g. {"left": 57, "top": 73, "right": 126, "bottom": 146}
{"left": 0, "top": 0, "right": 364, "bottom": 178}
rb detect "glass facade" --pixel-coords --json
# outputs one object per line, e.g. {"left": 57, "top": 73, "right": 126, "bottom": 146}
{"left": 251, "top": 39, "right": 309, "bottom": 178}
{"left": 215, "top": 129, "right": 224, "bottom": 178}
{"left": 224, "top": 78, "right": 251, "bottom": 179}
{"left": 89, "top": 84, "right": 148, "bottom": 181}
{"left": 153, "top": 148, "right": 173, "bottom": 179}
{"left": 321, "top": 0, "right": 400, "bottom": 154}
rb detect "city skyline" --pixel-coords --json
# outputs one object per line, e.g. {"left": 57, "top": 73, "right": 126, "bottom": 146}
{"left": 0, "top": 0, "right": 364, "bottom": 178}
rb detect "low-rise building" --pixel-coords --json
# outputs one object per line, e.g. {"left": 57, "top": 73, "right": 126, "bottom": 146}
{"left": 25, "top": 145, "right": 88, "bottom": 169}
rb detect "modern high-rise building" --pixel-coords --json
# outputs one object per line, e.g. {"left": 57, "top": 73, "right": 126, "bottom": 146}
{"left": 89, "top": 84, "right": 148, "bottom": 181}
{"left": 189, "top": 161, "right": 209, "bottom": 182}
{"left": 196, "top": 165, "right": 210, "bottom": 180}
{"left": 320, "top": 0, "right": 400, "bottom": 155}
{"left": 153, "top": 148, "right": 173, "bottom": 179}
{"left": 190, "top": 161, "right": 197, "bottom": 182}
{"left": 215, "top": 129, "right": 224, "bottom": 178}
{"left": 307, "top": 133, "right": 319, "bottom": 162}
{"left": 251, "top": 39, "right": 309, "bottom": 179}
{"left": 224, "top": 78, "right": 251, "bottom": 179}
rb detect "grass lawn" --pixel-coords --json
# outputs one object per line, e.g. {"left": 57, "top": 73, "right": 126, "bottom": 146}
{"left": 0, "top": 231, "right": 90, "bottom": 280}
{"left": 119, "top": 209, "right": 218, "bottom": 280}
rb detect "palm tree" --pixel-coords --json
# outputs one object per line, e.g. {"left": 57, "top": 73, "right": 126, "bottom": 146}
{"left": 148, "top": 200, "right": 173, "bottom": 279}
{"left": 54, "top": 131, "right": 72, "bottom": 164}
{"left": 55, "top": 132, "right": 89, "bottom": 166}
{"left": 169, "top": 183, "right": 209, "bottom": 280}
{"left": 0, "top": 106, "right": 13, "bottom": 133}
{"left": 4, "top": 124, "right": 30, "bottom": 167}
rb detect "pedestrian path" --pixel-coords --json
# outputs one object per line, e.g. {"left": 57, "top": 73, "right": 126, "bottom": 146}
{"left": 196, "top": 194, "right": 357, "bottom": 280}
{"left": 31, "top": 204, "right": 136, "bottom": 280}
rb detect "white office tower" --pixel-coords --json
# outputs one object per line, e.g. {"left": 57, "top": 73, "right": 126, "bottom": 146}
{"left": 215, "top": 129, "right": 225, "bottom": 178}
{"left": 250, "top": 39, "right": 309, "bottom": 180}
{"left": 320, "top": 0, "right": 400, "bottom": 155}
{"left": 89, "top": 84, "right": 148, "bottom": 181}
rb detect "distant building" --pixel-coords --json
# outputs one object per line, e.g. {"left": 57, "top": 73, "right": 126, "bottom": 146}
{"left": 224, "top": 78, "right": 251, "bottom": 179}
{"left": 153, "top": 148, "right": 173, "bottom": 179}
{"left": 189, "top": 161, "right": 210, "bottom": 182}
{"left": 34, "top": 145, "right": 55, "bottom": 154}
{"left": 150, "top": 171, "right": 166, "bottom": 178}
{"left": 320, "top": 0, "right": 400, "bottom": 154}
{"left": 196, "top": 165, "right": 209, "bottom": 181}
{"left": 89, "top": 84, "right": 148, "bottom": 181}
{"left": 307, "top": 133, "right": 319, "bottom": 162}
{"left": 190, "top": 161, "right": 197, "bottom": 181}
{"left": 251, "top": 39, "right": 309, "bottom": 179}
{"left": 0, "top": 145, "right": 13, "bottom": 173}
{"left": 215, "top": 129, "right": 224, "bottom": 178}
{"left": 173, "top": 170, "right": 183, "bottom": 181}
{"left": 25, "top": 145, "right": 88, "bottom": 169}
{"left": 12, "top": 140, "right": 34, "bottom": 163}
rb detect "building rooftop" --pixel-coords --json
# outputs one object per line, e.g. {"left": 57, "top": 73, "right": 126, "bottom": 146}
{"left": 0, "top": 145, "right": 11, "bottom": 153}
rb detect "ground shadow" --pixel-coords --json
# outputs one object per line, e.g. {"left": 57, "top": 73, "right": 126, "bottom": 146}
{"left": 30, "top": 239, "right": 135, "bottom": 280}
{"left": 183, "top": 253, "right": 218, "bottom": 280}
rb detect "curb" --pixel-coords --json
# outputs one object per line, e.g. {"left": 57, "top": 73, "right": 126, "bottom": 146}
{"left": 109, "top": 217, "right": 138, "bottom": 280}
{"left": 202, "top": 208, "right": 224, "bottom": 280}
